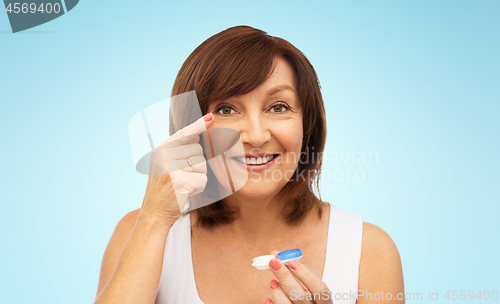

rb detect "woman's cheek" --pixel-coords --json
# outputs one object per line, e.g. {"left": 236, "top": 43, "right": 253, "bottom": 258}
{"left": 280, "top": 117, "right": 303, "bottom": 151}
{"left": 273, "top": 118, "right": 303, "bottom": 165}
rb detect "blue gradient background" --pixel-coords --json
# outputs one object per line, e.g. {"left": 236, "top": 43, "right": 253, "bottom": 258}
{"left": 1, "top": 1, "right": 498, "bottom": 303}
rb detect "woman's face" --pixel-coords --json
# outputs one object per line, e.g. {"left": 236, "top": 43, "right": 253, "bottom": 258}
{"left": 207, "top": 56, "right": 303, "bottom": 200}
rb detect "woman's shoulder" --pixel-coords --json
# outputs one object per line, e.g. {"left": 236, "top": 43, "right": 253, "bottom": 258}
{"left": 118, "top": 208, "right": 142, "bottom": 229}
{"left": 95, "top": 208, "right": 142, "bottom": 300}
{"left": 358, "top": 221, "right": 404, "bottom": 296}
{"left": 360, "top": 221, "right": 401, "bottom": 263}
{"left": 324, "top": 203, "right": 402, "bottom": 273}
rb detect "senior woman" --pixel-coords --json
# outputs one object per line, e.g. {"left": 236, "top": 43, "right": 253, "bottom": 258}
{"left": 94, "top": 26, "right": 404, "bottom": 304}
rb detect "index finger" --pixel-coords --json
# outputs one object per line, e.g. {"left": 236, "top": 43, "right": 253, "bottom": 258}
{"left": 287, "top": 261, "right": 333, "bottom": 304}
{"left": 269, "top": 259, "right": 308, "bottom": 301}
{"left": 164, "top": 113, "right": 214, "bottom": 147}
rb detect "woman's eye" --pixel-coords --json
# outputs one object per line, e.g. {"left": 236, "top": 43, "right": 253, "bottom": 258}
{"left": 217, "top": 106, "right": 235, "bottom": 115}
{"left": 270, "top": 104, "right": 289, "bottom": 113}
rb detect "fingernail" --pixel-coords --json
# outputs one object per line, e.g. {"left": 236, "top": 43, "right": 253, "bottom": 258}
{"left": 269, "top": 259, "right": 281, "bottom": 270}
{"left": 289, "top": 260, "right": 300, "bottom": 270}
{"left": 270, "top": 279, "right": 279, "bottom": 289}
{"left": 265, "top": 297, "right": 272, "bottom": 304}
{"left": 204, "top": 113, "right": 213, "bottom": 122}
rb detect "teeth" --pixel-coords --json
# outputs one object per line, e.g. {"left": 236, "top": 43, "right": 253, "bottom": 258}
{"left": 236, "top": 155, "right": 275, "bottom": 165}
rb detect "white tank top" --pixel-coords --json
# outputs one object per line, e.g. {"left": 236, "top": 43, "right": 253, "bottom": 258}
{"left": 155, "top": 202, "right": 363, "bottom": 304}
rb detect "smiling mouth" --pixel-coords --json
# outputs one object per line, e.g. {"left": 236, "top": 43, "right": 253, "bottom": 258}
{"left": 232, "top": 154, "right": 279, "bottom": 165}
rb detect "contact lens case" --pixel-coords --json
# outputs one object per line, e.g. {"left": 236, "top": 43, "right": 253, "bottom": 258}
{"left": 252, "top": 255, "right": 275, "bottom": 270}
{"left": 277, "top": 248, "right": 303, "bottom": 266}
{"left": 252, "top": 249, "right": 303, "bottom": 270}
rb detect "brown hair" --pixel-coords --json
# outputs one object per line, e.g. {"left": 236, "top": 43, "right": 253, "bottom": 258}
{"left": 170, "top": 25, "right": 327, "bottom": 228}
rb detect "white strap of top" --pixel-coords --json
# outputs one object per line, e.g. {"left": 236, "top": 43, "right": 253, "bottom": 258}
{"left": 322, "top": 204, "right": 363, "bottom": 304}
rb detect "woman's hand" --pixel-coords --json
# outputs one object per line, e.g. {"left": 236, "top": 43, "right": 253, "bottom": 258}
{"left": 266, "top": 251, "right": 333, "bottom": 304}
{"left": 139, "top": 113, "right": 214, "bottom": 225}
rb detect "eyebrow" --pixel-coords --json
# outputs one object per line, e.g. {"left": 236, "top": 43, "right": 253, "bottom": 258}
{"left": 266, "top": 84, "right": 296, "bottom": 96}
{"left": 211, "top": 84, "right": 297, "bottom": 109}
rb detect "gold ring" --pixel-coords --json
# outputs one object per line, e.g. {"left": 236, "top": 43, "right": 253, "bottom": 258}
{"left": 187, "top": 158, "right": 194, "bottom": 172}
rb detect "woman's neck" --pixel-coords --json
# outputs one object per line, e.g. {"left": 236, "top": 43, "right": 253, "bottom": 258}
{"left": 216, "top": 193, "right": 298, "bottom": 245}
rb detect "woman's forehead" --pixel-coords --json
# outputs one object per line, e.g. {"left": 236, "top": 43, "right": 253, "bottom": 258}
{"left": 265, "top": 57, "right": 297, "bottom": 90}
{"left": 205, "top": 56, "right": 298, "bottom": 107}
{"left": 221, "top": 61, "right": 297, "bottom": 99}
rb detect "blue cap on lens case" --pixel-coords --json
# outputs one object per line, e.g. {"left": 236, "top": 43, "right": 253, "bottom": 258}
{"left": 277, "top": 249, "right": 303, "bottom": 265}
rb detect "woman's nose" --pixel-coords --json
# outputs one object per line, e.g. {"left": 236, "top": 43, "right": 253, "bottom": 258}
{"left": 239, "top": 115, "right": 271, "bottom": 148}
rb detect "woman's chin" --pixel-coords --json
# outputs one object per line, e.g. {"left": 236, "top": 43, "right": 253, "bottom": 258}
{"left": 234, "top": 180, "right": 282, "bottom": 200}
